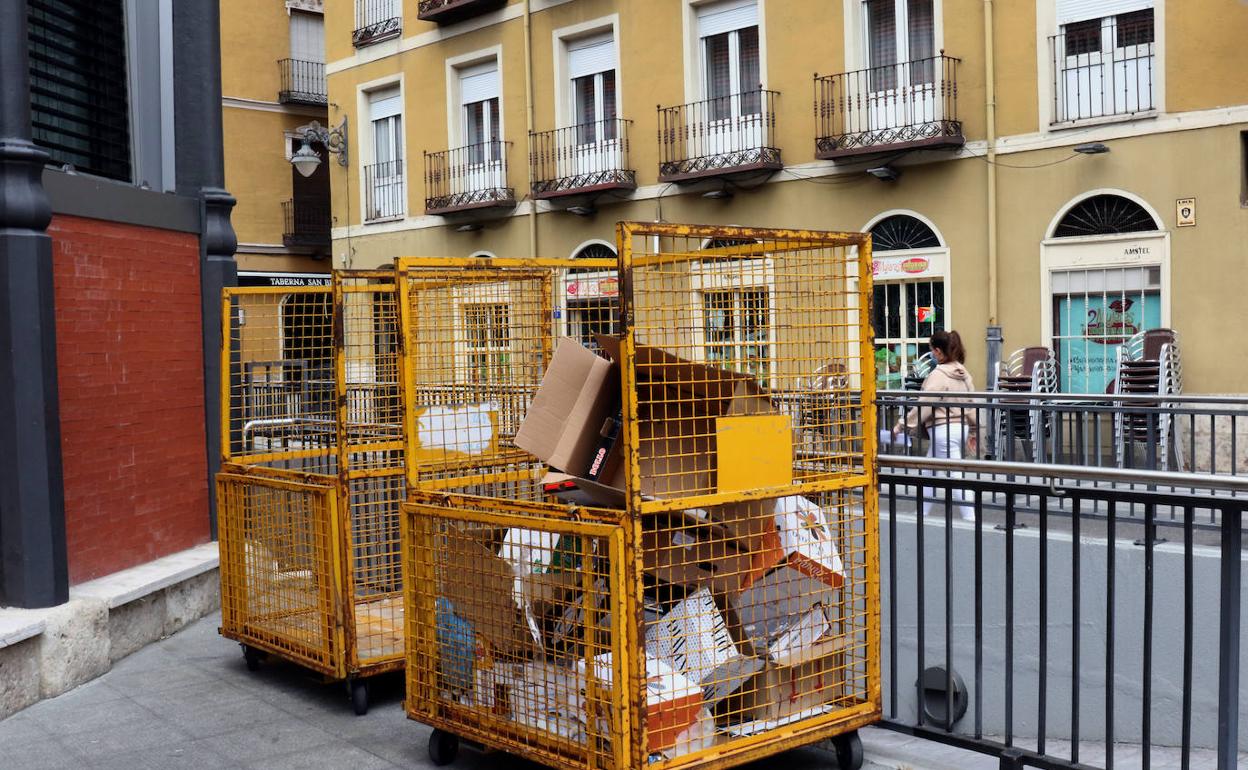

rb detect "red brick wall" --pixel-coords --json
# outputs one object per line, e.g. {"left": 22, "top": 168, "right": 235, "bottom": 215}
{"left": 49, "top": 215, "right": 210, "bottom": 584}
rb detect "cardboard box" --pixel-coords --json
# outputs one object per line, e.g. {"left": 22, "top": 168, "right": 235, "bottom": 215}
{"left": 439, "top": 528, "right": 541, "bottom": 658}
{"left": 641, "top": 513, "right": 779, "bottom": 598}
{"left": 722, "top": 566, "right": 840, "bottom": 663}
{"left": 772, "top": 495, "right": 845, "bottom": 588}
{"left": 576, "top": 653, "right": 704, "bottom": 754}
{"left": 645, "top": 587, "right": 764, "bottom": 705}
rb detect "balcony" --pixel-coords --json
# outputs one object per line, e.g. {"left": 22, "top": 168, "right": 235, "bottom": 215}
{"left": 424, "top": 141, "right": 515, "bottom": 216}
{"left": 282, "top": 198, "right": 330, "bottom": 250}
{"left": 353, "top": 0, "right": 400, "bottom": 47}
{"left": 657, "top": 90, "right": 781, "bottom": 182}
{"left": 363, "top": 160, "right": 406, "bottom": 222}
{"left": 1048, "top": 13, "right": 1156, "bottom": 124}
{"left": 277, "top": 59, "right": 327, "bottom": 106}
{"left": 530, "top": 119, "right": 636, "bottom": 200}
{"left": 417, "top": 0, "right": 506, "bottom": 24}
{"left": 814, "top": 55, "right": 963, "bottom": 159}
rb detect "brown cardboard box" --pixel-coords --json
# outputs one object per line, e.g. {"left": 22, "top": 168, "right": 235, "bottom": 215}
{"left": 641, "top": 512, "right": 780, "bottom": 598}
{"left": 439, "top": 529, "right": 541, "bottom": 658}
{"left": 712, "top": 629, "right": 847, "bottom": 726}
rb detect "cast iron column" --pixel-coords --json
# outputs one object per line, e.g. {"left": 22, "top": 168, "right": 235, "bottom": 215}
{"left": 0, "top": 1, "right": 69, "bottom": 607}
{"left": 174, "top": 0, "right": 237, "bottom": 539}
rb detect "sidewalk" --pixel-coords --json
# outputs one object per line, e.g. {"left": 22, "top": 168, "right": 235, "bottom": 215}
{"left": 0, "top": 612, "right": 891, "bottom": 769}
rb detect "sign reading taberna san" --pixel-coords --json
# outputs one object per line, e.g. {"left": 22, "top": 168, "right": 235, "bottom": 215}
{"left": 237, "top": 272, "right": 331, "bottom": 288}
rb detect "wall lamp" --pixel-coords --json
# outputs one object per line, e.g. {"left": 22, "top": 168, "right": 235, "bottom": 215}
{"left": 290, "top": 118, "right": 349, "bottom": 178}
{"left": 1074, "top": 142, "right": 1110, "bottom": 155}
{"left": 867, "top": 165, "right": 901, "bottom": 182}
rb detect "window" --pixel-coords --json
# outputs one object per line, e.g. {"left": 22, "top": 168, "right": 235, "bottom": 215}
{"left": 366, "top": 87, "right": 404, "bottom": 220}
{"left": 869, "top": 214, "right": 945, "bottom": 389}
{"left": 290, "top": 10, "right": 325, "bottom": 64}
{"left": 564, "top": 244, "right": 620, "bottom": 353}
{"left": 459, "top": 62, "right": 501, "bottom": 163}
{"left": 697, "top": 0, "right": 761, "bottom": 118}
{"left": 463, "top": 303, "right": 510, "bottom": 383}
{"left": 703, "top": 288, "right": 769, "bottom": 378}
{"left": 567, "top": 33, "right": 618, "bottom": 143}
{"left": 1052, "top": 2, "right": 1155, "bottom": 123}
{"left": 1052, "top": 194, "right": 1158, "bottom": 237}
{"left": 864, "top": 0, "right": 934, "bottom": 90}
{"left": 354, "top": 0, "right": 401, "bottom": 47}
{"left": 27, "top": 0, "right": 131, "bottom": 181}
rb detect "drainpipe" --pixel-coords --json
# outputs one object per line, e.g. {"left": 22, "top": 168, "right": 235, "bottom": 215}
{"left": 983, "top": 0, "right": 1002, "bottom": 391}
{"left": 523, "top": 0, "right": 537, "bottom": 258}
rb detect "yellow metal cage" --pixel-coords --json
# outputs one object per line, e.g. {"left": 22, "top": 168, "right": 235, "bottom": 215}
{"left": 216, "top": 270, "right": 406, "bottom": 714}
{"left": 399, "top": 223, "right": 878, "bottom": 769}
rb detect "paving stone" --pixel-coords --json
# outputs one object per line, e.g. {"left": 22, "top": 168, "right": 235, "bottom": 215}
{"left": 243, "top": 741, "right": 401, "bottom": 770}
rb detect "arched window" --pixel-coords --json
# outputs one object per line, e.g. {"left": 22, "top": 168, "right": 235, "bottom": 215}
{"left": 870, "top": 214, "right": 941, "bottom": 251}
{"left": 1053, "top": 194, "right": 1158, "bottom": 238}
{"left": 574, "top": 242, "right": 616, "bottom": 260}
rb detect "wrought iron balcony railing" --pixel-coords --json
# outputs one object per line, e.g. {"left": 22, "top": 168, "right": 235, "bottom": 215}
{"left": 1048, "top": 13, "right": 1155, "bottom": 124}
{"left": 424, "top": 141, "right": 515, "bottom": 215}
{"left": 353, "top": 0, "right": 400, "bottom": 46}
{"left": 417, "top": 0, "right": 506, "bottom": 24}
{"left": 277, "top": 59, "right": 327, "bottom": 106}
{"left": 529, "top": 119, "right": 636, "bottom": 200}
{"left": 815, "top": 54, "right": 963, "bottom": 159}
{"left": 363, "top": 160, "right": 406, "bottom": 222}
{"left": 657, "top": 89, "right": 781, "bottom": 182}
{"left": 282, "top": 198, "right": 331, "bottom": 249}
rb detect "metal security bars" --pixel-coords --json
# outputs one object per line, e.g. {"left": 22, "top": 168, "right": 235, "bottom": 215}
{"left": 353, "top": 0, "right": 400, "bottom": 47}
{"left": 815, "top": 55, "right": 963, "bottom": 159}
{"left": 363, "top": 160, "right": 405, "bottom": 222}
{"left": 530, "top": 119, "right": 636, "bottom": 200}
{"left": 877, "top": 457, "right": 1246, "bottom": 770}
{"left": 217, "top": 272, "right": 407, "bottom": 714}
{"left": 278, "top": 58, "right": 327, "bottom": 105}
{"left": 657, "top": 90, "right": 782, "bottom": 182}
{"left": 423, "top": 142, "right": 515, "bottom": 215}
{"left": 1049, "top": 11, "right": 1156, "bottom": 124}
{"left": 282, "top": 198, "right": 330, "bottom": 249}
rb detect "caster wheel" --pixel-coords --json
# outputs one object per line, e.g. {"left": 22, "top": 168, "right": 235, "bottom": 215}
{"left": 428, "top": 728, "right": 459, "bottom": 766}
{"left": 349, "top": 678, "right": 369, "bottom": 716}
{"left": 831, "top": 730, "right": 863, "bottom": 770}
{"left": 242, "top": 645, "right": 263, "bottom": 672}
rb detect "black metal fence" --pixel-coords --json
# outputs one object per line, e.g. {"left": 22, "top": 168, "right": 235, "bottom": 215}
{"left": 423, "top": 141, "right": 514, "bottom": 214}
{"left": 529, "top": 119, "right": 635, "bottom": 199}
{"left": 277, "top": 59, "right": 326, "bottom": 105}
{"left": 362, "top": 160, "right": 405, "bottom": 221}
{"left": 657, "top": 89, "right": 781, "bottom": 181}
{"left": 281, "top": 198, "right": 330, "bottom": 249}
{"left": 815, "top": 55, "right": 962, "bottom": 158}
{"left": 1049, "top": 13, "right": 1156, "bottom": 124}
{"left": 353, "top": 0, "right": 400, "bottom": 47}
{"left": 876, "top": 458, "right": 1245, "bottom": 769}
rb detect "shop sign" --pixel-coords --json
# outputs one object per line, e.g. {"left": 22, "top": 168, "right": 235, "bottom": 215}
{"left": 873, "top": 255, "right": 935, "bottom": 279}
{"left": 566, "top": 276, "right": 619, "bottom": 299}
{"left": 238, "top": 272, "right": 331, "bottom": 287}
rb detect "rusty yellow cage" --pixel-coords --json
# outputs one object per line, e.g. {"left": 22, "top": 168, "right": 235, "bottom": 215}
{"left": 216, "top": 270, "right": 406, "bottom": 714}
{"left": 399, "top": 223, "right": 878, "bottom": 770}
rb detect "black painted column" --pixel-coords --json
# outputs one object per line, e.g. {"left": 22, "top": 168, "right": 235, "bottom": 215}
{"left": 0, "top": 1, "right": 69, "bottom": 608}
{"left": 174, "top": 0, "right": 238, "bottom": 539}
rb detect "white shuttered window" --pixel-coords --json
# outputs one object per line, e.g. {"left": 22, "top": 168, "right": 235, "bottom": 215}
{"left": 1057, "top": 0, "right": 1153, "bottom": 25}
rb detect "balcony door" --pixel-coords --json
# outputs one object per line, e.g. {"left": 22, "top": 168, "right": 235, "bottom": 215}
{"left": 698, "top": 0, "right": 762, "bottom": 159}
{"left": 1054, "top": 4, "right": 1155, "bottom": 122}
{"left": 863, "top": 0, "right": 936, "bottom": 132}
{"left": 567, "top": 33, "right": 619, "bottom": 179}
{"left": 459, "top": 62, "right": 504, "bottom": 196}
{"left": 289, "top": 10, "right": 325, "bottom": 97}
{"left": 368, "top": 87, "right": 404, "bottom": 219}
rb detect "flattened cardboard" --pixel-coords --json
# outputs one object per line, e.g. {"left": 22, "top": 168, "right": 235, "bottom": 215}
{"left": 576, "top": 653, "right": 704, "bottom": 754}
{"left": 439, "top": 530, "right": 540, "bottom": 658}
{"left": 704, "top": 500, "right": 786, "bottom": 590}
{"left": 644, "top": 587, "right": 763, "bottom": 705}
{"left": 515, "top": 338, "right": 618, "bottom": 475}
{"left": 411, "top": 403, "right": 500, "bottom": 462}
{"left": 713, "top": 635, "right": 847, "bottom": 725}
{"left": 773, "top": 495, "right": 845, "bottom": 588}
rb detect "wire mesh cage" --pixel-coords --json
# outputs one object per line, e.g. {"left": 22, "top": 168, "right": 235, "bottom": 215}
{"left": 398, "top": 224, "right": 878, "bottom": 769}
{"left": 216, "top": 271, "right": 406, "bottom": 712}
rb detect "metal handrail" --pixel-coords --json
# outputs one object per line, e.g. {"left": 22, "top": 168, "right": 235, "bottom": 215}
{"left": 877, "top": 389, "right": 1243, "bottom": 404}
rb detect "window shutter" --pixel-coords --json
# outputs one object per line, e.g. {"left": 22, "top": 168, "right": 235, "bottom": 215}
{"left": 697, "top": 0, "right": 758, "bottom": 38}
{"left": 369, "top": 86, "right": 402, "bottom": 120}
{"left": 568, "top": 33, "right": 615, "bottom": 79}
{"left": 290, "top": 11, "right": 325, "bottom": 63}
{"left": 1057, "top": 0, "right": 1152, "bottom": 25}
{"left": 459, "top": 62, "right": 500, "bottom": 104}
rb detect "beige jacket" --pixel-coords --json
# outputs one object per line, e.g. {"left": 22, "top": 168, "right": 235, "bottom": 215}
{"left": 898, "top": 362, "right": 979, "bottom": 436}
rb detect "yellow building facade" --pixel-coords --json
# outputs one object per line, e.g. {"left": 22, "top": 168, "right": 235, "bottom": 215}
{"left": 222, "top": 0, "right": 333, "bottom": 285}
{"left": 324, "top": 0, "right": 1248, "bottom": 393}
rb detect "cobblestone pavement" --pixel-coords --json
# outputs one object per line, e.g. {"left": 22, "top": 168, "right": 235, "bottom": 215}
{"left": 0, "top": 612, "right": 890, "bottom": 770}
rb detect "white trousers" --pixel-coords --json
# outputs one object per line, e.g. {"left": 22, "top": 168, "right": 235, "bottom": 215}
{"left": 923, "top": 422, "right": 976, "bottom": 521}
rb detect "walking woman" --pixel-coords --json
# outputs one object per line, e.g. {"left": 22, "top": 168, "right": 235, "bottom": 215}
{"left": 893, "top": 330, "right": 979, "bottom": 521}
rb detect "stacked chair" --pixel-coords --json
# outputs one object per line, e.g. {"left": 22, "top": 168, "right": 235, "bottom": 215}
{"left": 991, "top": 347, "right": 1058, "bottom": 462}
{"left": 1113, "top": 329, "right": 1184, "bottom": 470}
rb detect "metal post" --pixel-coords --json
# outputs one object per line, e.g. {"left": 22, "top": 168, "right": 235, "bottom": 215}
{"left": 1216, "top": 505, "right": 1242, "bottom": 770}
{"left": 174, "top": 0, "right": 238, "bottom": 538}
{"left": 0, "top": 0, "right": 69, "bottom": 608}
